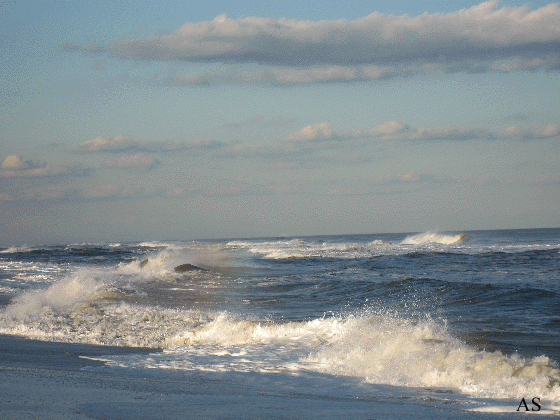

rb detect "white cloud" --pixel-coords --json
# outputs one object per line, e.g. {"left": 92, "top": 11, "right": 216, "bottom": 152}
{"left": 350, "top": 120, "right": 411, "bottom": 138}
{"left": 107, "top": 1, "right": 560, "bottom": 84}
{"left": 284, "top": 122, "right": 333, "bottom": 141}
{"left": 535, "top": 124, "right": 560, "bottom": 138}
{"left": 0, "top": 154, "right": 87, "bottom": 178}
{"left": 500, "top": 125, "right": 525, "bottom": 137}
{"left": 1, "top": 154, "right": 31, "bottom": 170}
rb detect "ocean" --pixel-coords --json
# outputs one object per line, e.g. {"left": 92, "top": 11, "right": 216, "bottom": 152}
{"left": 1, "top": 228, "right": 559, "bottom": 418}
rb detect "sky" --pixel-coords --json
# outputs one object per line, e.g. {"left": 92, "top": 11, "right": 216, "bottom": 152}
{"left": 1, "top": 0, "right": 559, "bottom": 245}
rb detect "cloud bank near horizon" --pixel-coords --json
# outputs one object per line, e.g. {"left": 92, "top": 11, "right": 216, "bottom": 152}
{"left": 73, "top": 1, "right": 560, "bottom": 84}
{"left": 284, "top": 121, "right": 560, "bottom": 142}
{"left": 2, "top": 117, "right": 558, "bottom": 203}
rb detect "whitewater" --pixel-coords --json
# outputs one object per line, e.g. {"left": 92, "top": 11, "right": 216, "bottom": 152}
{"left": 1, "top": 228, "right": 559, "bottom": 417}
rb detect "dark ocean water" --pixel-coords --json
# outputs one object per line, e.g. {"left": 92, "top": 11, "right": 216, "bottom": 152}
{"left": 1, "top": 228, "right": 559, "bottom": 415}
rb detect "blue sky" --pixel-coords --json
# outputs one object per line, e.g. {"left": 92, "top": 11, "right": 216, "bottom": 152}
{"left": 1, "top": 0, "right": 559, "bottom": 245}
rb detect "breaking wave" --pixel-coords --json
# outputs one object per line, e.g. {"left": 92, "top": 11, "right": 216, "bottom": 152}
{"left": 80, "top": 310, "right": 560, "bottom": 402}
{"left": 401, "top": 232, "right": 468, "bottom": 245}
{"left": 226, "top": 238, "right": 394, "bottom": 259}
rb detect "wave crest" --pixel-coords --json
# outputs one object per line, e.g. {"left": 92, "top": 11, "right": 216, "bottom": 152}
{"left": 401, "top": 232, "right": 468, "bottom": 245}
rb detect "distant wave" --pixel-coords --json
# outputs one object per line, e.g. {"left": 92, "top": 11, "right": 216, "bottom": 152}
{"left": 228, "top": 235, "right": 466, "bottom": 259}
{"left": 0, "top": 245, "right": 35, "bottom": 254}
{"left": 401, "top": 232, "right": 468, "bottom": 245}
{"left": 136, "top": 241, "right": 172, "bottom": 248}
{"left": 227, "top": 238, "right": 390, "bottom": 259}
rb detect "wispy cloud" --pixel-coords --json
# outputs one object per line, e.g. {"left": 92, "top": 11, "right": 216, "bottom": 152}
{"left": 83, "top": 184, "right": 126, "bottom": 198}
{"left": 75, "top": 135, "right": 223, "bottom": 153}
{"left": 222, "top": 115, "right": 264, "bottom": 128}
{"left": 0, "top": 181, "right": 190, "bottom": 202}
{"left": 525, "top": 174, "right": 560, "bottom": 185}
{"left": 211, "top": 141, "right": 299, "bottom": 158}
{"left": 0, "top": 185, "right": 82, "bottom": 202}
{"left": 170, "top": 57, "right": 560, "bottom": 85}
{"left": 92, "top": 1, "right": 560, "bottom": 84}
{"left": 104, "top": 153, "right": 158, "bottom": 171}
{"left": 170, "top": 65, "right": 405, "bottom": 85}
{"left": 222, "top": 115, "right": 297, "bottom": 128}
{"left": 82, "top": 184, "right": 163, "bottom": 199}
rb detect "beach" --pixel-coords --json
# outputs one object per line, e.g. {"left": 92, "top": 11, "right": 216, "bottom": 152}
{"left": 2, "top": 333, "right": 552, "bottom": 419}
{"left": 0, "top": 334, "right": 516, "bottom": 420}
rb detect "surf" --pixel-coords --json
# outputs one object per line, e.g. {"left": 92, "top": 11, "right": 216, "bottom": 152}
{"left": 78, "top": 308, "right": 560, "bottom": 403}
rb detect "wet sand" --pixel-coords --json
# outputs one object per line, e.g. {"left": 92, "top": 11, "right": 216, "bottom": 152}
{"left": 0, "top": 334, "right": 158, "bottom": 419}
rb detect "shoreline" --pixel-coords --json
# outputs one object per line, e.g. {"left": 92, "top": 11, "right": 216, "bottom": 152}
{"left": 0, "top": 334, "right": 527, "bottom": 419}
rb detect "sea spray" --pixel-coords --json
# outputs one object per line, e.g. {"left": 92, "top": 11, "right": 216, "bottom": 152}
{"left": 303, "top": 311, "right": 560, "bottom": 400}
{"left": 5, "top": 268, "right": 107, "bottom": 318}
{"left": 401, "top": 232, "right": 468, "bottom": 245}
